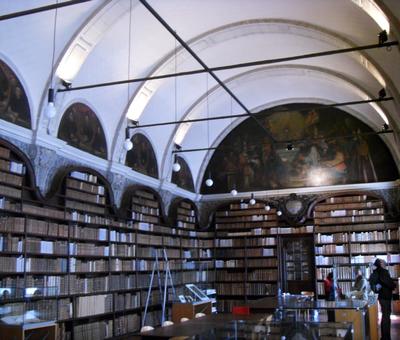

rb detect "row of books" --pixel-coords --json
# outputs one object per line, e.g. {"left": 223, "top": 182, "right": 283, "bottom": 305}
{"left": 66, "top": 177, "right": 105, "bottom": 196}
{"left": 247, "top": 282, "right": 277, "bottom": 296}
{"left": 315, "top": 244, "right": 349, "bottom": 255}
{"left": 76, "top": 294, "right": 113, "bottom": 317}
{"left": 114, "top": 314, "right": 140, "bottom": 337}
{"left": 176, "top": 213, "right": 196, "bottom": 223}
{"left": 70, "top": 225, "right": 108, "bottom": 241}
{"left": 350, "top": 243, "right": 398, "bottom": 253}
{"left": 70, "top": 171, "right": 100, "bottom": 184}
{"left": 0, "top": 159, "right": 25, "bottom": 175}
{"left": 315, "top": 233, "right": 348, "bottom": 244}
{"left": 215, "top": 258, "right": 278, "bottom": 268}
{"left": 65, "top": 188, "right": 105, "bottom": 205}
{"left": 315, "top": 214, "right": 384, "bottom": 225}
{"left": 70, "top": 258, "right": 107, "bottom": 273}
{"left": 315, "top": 223, "right": 387, "bottom": 234}
{"left": 315, "top": 201, "right": 381, "bottom": 212}
{"left": 73, "top": 319, "right": 113, "bottom": 340}
{"left": 314, "top": 208, "right": 384, "bottom": 218}
{"left": 0, "top": 171, "right": 23, "bottom": 187}
{"left": 131, "top": 194, "right": 159, "bottom": 208}
{"left": 181, "top": 238, "right": 214, "bottom": 248}
{"left": 181, "top": 270, "right": 212, "bottom": 283}
{"left": 114, "top": 292, "right": 140, "bottom": 311}
{"left": 177, "top": 221, "right": 195, "bottom": 229}
{"left": 0, "top": 185, "right": 22, "bottom": 199}
{"left": 1, "top": 257, "right": 68, "bottom": 273}
{"left": 248, "top": 268, "right": 278, "bottom": 281}
{"left": 216, "top": 214, "right": 274, "bottom": 223}
{"left": 66, "top": 199, "right": 105, "bottom": 215}
{"left": 215, "top": 221, "right": 278, "bottom": 230}
{"left": 215, "top": 283, "right": 244, "bottom": 295}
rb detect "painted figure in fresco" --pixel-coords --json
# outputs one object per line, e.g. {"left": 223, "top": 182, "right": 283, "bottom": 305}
{"left": 201, "top": 104, "right": 398, "bottom": 193}
{"left": 126, "top": 134, "right": 158, "bottom": 178}
{"left": 0, "top": 61, "right": 30, "bottom": 128}
{"left": 58, "top": 103, "right": 107, "bottom": 159}
{"left": 320, "top": 140, "right": 347, "bottom": 184}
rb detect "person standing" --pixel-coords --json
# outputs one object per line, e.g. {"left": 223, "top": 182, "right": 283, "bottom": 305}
{"left": 351, "top": 267, "right": 368, "bottom": 300}
{"left": 369, "top": 259, "right": 396, "bottom": 340}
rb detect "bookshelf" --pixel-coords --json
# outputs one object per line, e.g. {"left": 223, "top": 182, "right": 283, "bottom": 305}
{"left": 214, "top": 201, "right": 279, "bottom": 312}
{"left": 129, "top": 188, "right": 174, "bottom": 328}
{"left": 313, "top": 194, "right": 400, "bottom": 298}
{"left": 172, "top": 200, "right": 214, "bottom": 292}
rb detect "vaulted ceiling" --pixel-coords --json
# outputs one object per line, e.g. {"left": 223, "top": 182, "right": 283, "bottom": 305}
{"left": 1, "top": 0, "right": 399, "bottom": 195}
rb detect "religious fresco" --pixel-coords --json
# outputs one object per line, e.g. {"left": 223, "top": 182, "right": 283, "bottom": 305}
{"left": 125, "top": 133, "right": 159, "bottom": 179}
{"left": 201, "top": 103, "right": 399, "bottom": 194}
{"left": 0, "top": 60, "right": 31, "bottom": 129}
{"left": 58, "top": 103, "right": 107, "bottom": 159}
{"left": 171, "top": 155, "right": 195, "bottom": 192}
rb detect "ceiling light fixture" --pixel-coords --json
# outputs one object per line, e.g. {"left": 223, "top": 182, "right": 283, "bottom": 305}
{"left": 230, "top": 189, "right": 238, "bottom": 196}
{"left": 276, "top": 210, "right": 282, "bottom": 216}
{"left": 265, "top": 205, "right": 271, "bottom": 211}
{"left": 378, "top": 30, "right": 388, "bottom": 45}
{"left": 249, "top": 193, "right": 256, "bottom": 206}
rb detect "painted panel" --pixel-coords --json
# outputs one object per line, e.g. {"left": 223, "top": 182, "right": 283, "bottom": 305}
{"left": 58, "top": 103, "right": 107, "bottom": 159}
{"left": 125, "top": 133, "right": 158, "bottom": 179}
{"left": 201, "top": 103, "right": 398, "bottom": 194}
{"left": 0, "top": 60, "right": 31, "bottom": 128}
{"left": 172, "top": 156, "right": 195, "bottom": 192}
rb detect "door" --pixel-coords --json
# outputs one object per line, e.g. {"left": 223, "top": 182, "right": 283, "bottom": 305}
{"left": 280, "top": 235, "right": 315, "bottom": 294}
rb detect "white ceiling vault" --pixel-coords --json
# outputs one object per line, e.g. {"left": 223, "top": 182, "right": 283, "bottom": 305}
{"left": 0, "top": 0, "right": 399, "bottom": 196}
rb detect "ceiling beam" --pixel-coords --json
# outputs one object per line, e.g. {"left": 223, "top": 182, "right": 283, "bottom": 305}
{"left": 57, "top": 40, "right": 398, "bottom": 93}
{"left": 125, "top": 97, "right": 393, "bottom": 129}
{"left": 139, "top": 0, "right": 276, "bottom": 142}
{"left": 0, "top": 0, "right": 93, "bottom": 21}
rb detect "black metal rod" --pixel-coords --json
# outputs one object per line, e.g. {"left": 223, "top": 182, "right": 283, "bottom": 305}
{"left": 173, "top": 129, "right": 394, "bottom": 154}
{"left": 57, "top": 40, "right": 398, "bottom": 93}
{"left": 139, "top": 0, "right": 276, "bottom": 142}
{"left": 0, "top": 0, "right": 93, "bottom": 21}
{"left": 125, "top": 97, "right": 393, "bottom": 129}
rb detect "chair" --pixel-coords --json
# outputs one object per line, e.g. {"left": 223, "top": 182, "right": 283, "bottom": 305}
{"left": 232, "top": 306, "right": 250, "bottom": 315}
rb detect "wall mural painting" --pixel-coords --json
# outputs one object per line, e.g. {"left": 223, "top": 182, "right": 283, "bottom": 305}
{"left": 125, "top": 133, "right": 159, "bottom": 179}
{"left": 0, "top": 60, "right": 31, "bottom": 128}
{"left": 201, "top": 103, "right": 399, "bottom": 194}
{"left": 58, "top": 103, "right": 107, "bottom": 159}
{"left": 171, "top": 155, "right": 195, "bottom": 192}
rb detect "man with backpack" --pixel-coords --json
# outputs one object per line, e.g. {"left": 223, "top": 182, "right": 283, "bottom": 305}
{"left": 369, "top": 258, "right": 396, "bottom": 340}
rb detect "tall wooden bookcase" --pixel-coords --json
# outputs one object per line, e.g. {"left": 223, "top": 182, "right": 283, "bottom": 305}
{"left": 213, "top": 201, "right": 279, "bottom": 312}
{"left": 313, "top": 194, "right": 399, "bottom": 298}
